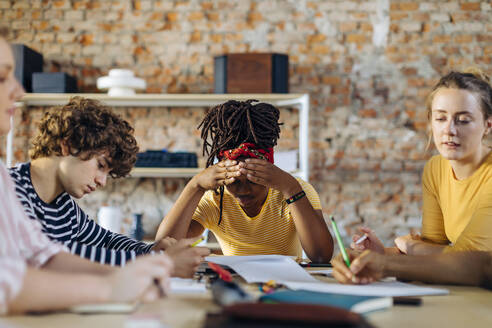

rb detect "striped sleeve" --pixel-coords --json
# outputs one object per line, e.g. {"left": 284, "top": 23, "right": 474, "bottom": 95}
{"left": 74, "top": 208, "right": 154, "bottom": 266}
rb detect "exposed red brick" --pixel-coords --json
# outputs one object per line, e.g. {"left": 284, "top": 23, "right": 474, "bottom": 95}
{"left": 188, "top": 12, "right": 204, "bottom": 21}
{"left": 451, "top": 12, "right": 471, "bottom": 22}
{"left": 405, "top": 109, "right": 416, "bottom": 119}
{"left": 79, "top": 34, "right": 93, "bottom": 46}
{"left": 31, "top": 10, "right": 42, "bottom": 19}
{"left": 189, "top": 31, "right": 201, "bottom": 43}
{"left": 402, "top": 67, "right": 417, "bottom": 76}
{"left": 150, "top": 12, "right": 164, "bottom": 20}
{"left": 52, "top": 0, "right": 68, "bottom": 8}
{"left": 454, "top": 34, "right": 474, "bottom": 43}
{"left": 442, "top": 46, "right": 459, "bottom": 55}
{"left": 346, "top": 34, "right": 366, "bottom": 43}
{"left": 207, "top": 12, "right": 219, "bottom": 21}
{"left": 360, "top": 23, "right": 373, "bottom": 32}
{"left": 398, "top": 2, "right": 419, "bottom": 11}
{"left": 167, "top": 12, "right": 178, "bottom": 22}
{"left": 433, "top": 35, "right": 451, "bottom": 43}
{"left": 86, "top": 1, "right": 101, "bottom": 9}
{"left": 477, "top": 34, "right": 492, "bottom": 42}
{"left": 412, "top": 13, "right": 429, "bottom": 21}
{"left": 352, "top": 12, "right": 368, "bottom": 19}
{"left": 201, "top": 2, "right": 213, "bottom": 10}
{"left": 339, "top": 22, "right": 357, "bottom": 32}
{"left": 332, "top": 86, "right": 350, "bottom": 95}
{"left": 461, "top": 2, "right": 481, "bottom": 11}
{"left": 247, "top": 12, "right": 263, "bottom": 23}
{"left": 359, "top": 108, "right": 377, "bottom": 118}
{"left": 307, "top": 34, "right": 326, "bottom": 44}
{"left": 390, "top": 12, "right": 408, "bottom": 20}
{"left": 322, "top": 76, "right": 341, "bottom": 85}
{"left": 73, "top": 1, "right": 86, "bottom": 9}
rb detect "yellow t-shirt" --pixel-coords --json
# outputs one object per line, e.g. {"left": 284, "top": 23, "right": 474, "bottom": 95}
{"left": 422, "top": 151, "right": 492, "bottom": 252}
{"left": 192, "top": 178, "right": 322, "bottom": 256}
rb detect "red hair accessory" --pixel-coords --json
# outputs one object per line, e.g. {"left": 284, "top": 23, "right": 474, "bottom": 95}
{"left": 219, "top": 143, "right": 274, "bottom": 163}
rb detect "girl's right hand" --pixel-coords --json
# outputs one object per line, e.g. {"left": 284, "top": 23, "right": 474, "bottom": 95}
{"left": 350, "top": 227, "right": 385, "bottom": 254}
{"left": 106, "top": 254, "right": 173, "bottom": 303}
{"left": 194, "top": 160, "right": 241, "bottom": 191}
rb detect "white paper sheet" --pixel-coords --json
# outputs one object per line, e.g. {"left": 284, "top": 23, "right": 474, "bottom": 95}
{"left": 206, "top": 255, "right": 317, "bottom": 284}
{"left": 283, "top": 280, "right": 449, "bottom": 297}
{"left": 170, "top": 277, "right": 207, "bottom": 294}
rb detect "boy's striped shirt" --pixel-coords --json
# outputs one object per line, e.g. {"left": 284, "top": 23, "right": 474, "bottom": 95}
{"left": 9, "top": 162, "right": 154, "bottom": 266}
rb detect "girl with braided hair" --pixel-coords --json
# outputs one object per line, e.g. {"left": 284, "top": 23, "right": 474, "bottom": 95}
{"left": 157, "top": 100, "right": 334, "bottom": 262}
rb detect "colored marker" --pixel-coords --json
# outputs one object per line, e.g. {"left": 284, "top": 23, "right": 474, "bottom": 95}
{"left": 330, "top": 216, "right": 351, "bottom": 268}
{"left": 190, "top": 236, "right": 205, "bottom": 247}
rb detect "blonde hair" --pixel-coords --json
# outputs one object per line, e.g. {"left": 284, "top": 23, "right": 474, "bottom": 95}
{"left": 425, "top": 68, "right": 492, "bottom": 150}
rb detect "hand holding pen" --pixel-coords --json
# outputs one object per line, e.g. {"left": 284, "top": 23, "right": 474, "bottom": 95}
{"left": 350, "top": 227, "right": 385, "bottom": 254}
{"left": 331, "top": 249, "right": 386, "bottom": 285}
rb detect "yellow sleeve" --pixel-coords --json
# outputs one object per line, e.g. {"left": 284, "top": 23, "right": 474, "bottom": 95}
{"left": 297, "top": 178, "right": 322, "bottom": 210}
{"left": 445, "top": 179, "right": 492, "bottom": 252}
{"left": 421, "top": 157, "right": 449, "bottom": 245}
{"left": 192, "top": 190, "right": 220, "bottom": 229}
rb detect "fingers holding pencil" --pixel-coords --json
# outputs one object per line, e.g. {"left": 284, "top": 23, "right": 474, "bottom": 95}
{"left": 350, "top": 227, "right": 385, "bottom": 254}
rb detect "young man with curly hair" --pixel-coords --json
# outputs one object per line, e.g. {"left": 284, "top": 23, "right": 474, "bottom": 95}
{"left": 9, "top": 97, "right": 208, "bottom": 274}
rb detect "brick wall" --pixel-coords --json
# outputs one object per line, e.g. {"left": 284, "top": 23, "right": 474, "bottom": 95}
{"left": 1, "top": 0, "right": 491, "bottom": 244}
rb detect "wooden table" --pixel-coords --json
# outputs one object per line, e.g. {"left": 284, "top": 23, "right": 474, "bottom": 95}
{"left": 1, "top": 282, "right": 491, "bottom": 328}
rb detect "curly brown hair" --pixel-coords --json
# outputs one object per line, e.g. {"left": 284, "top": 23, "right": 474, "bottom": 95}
{"left": 29, "top": 97, "right": 139, "bottom": 178}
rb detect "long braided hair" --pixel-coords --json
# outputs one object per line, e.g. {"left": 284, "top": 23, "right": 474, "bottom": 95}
{"left": 197, "top": 99, "right": 282, "bottom": 225}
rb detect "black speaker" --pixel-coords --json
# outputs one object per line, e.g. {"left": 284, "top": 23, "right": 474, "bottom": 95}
{"left": 32, "top": 72, "right": 78, "bottom": 93}
{"left": 214, "top": 53, "right": 289, "bottom": 94}
{"left": 11, "top": 44, "right": 43, "bottom": 92}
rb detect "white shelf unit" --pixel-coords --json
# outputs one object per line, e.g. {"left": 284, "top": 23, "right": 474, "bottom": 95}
{"left": 9, "top": 93, "right": 310, "bottom": 180}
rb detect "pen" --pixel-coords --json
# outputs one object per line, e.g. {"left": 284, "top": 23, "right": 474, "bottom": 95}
{"left": 153, "top": 278, "right": 165, "bottom": 298}
{"left": 330, "top": 216, "right": 351, "bottom": 268}
{"left": 299, "top": 262, "right": 333, "bottom": 268}
{"left": 355, "top": 234, "right": 368, "bottom": 245}
{"left": 190, "top": 236, "right": 205, "bottom": 247}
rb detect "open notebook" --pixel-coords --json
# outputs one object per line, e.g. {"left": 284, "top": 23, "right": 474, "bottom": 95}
{"left": 206, "top": 255, "right": 449, "bottom": 297}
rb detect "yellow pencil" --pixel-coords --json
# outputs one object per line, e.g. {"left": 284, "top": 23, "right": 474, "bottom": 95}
{"left": 190, "top": 236, "right": 205, "bottom": 247}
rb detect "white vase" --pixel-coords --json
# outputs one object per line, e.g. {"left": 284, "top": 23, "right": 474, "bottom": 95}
{"left": 97, "top": 206, "right": 122, "bottom": 233}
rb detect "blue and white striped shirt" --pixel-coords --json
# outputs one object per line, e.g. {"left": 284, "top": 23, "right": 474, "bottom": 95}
{"left": 9, "top": 162, "right": 155, "bottom": 266}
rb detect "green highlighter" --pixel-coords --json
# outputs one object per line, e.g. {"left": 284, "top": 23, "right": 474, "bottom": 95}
{"left": 330, "top": 216, "right": 351, "bottom": 268}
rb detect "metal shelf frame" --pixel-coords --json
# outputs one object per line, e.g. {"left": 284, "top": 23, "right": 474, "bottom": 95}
{"left": 8, "top": 93, "right": 310, "bottom": 180}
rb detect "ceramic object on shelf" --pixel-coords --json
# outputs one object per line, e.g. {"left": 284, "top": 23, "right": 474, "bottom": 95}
{"left": 97, "top": 69, "right": 146, "bottom": 96}
{"left": 97, "top": 206, "right": 122, "bottom": 233}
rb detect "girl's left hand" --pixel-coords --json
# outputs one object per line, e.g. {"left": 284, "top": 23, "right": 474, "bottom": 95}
{"left": 238, "top": 158, "right": 300, "bottom": 197}
{"left": 394, "top": 233, "right": 421, "bottom": 254}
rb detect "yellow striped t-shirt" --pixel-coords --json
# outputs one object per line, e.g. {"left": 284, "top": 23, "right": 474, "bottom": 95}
{"left": 192, "top": 178, "right": 322, "bottom": 256}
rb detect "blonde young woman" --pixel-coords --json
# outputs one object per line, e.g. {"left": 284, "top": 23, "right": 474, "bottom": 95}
{"left": 0, "top": 27, "right": 173, "bottom": 315}
{"left": 332, "top": 70, "right": 492, "bottom": 286}
{"left": 352, "top": 70, "right": 492, "bottom": 256}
